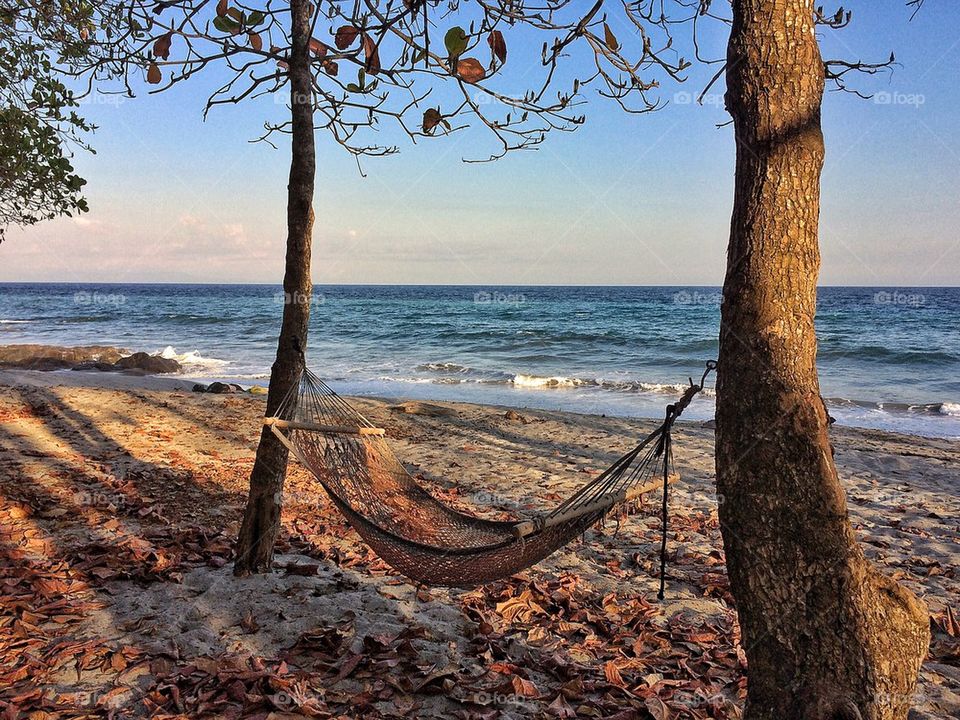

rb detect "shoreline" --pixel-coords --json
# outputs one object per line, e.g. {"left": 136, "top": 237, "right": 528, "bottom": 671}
{"left": 2, "top": 360, "right": 959, "bottom": 441}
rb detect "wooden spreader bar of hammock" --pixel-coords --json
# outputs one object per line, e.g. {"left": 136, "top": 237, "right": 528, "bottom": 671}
{"left": 511, "top": 472, "right": 680, "bottom": 539}
{"left": 264, "top": 417, "right": 386, "bottom": 436}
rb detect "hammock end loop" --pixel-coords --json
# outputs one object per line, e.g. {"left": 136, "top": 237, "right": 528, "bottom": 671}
{"left": 701, "top": 360, "right": 718, "bottom": 387}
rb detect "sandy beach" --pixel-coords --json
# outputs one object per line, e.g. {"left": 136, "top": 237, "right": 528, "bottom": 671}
{"left": 1, "top": 369, "right": 958, "bottom": 718}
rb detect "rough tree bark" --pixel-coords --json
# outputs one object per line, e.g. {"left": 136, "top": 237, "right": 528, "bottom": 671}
{"left": 715, "top": 2, "right": 929, "bottom": 718}
{"left": 234, "top": 0, "right": 315, "bottom": 576}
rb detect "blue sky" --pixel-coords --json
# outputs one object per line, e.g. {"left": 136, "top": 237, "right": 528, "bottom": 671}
{"left": 3, "top": 1, "right": 958, "bottom": 285}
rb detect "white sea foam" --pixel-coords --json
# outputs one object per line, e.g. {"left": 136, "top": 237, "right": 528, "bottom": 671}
{"left": 631, "top": 381, "right": 689, "bottom": 394}
{"left": 940, "top": 402, "right": 960, "bottom": 417}
{"left": 158, "top": 346, "right": 230, "bottom": 375}
{"left": 416, "top": 362, "right": 472, "bottom": 373}
{"left": 509, "top": 374, "right": 718, "bottom": 397}
{"left": 0, "top": 319, "right": 29, "bottom": 324}
{"left": 512, "top": 374, "right": 582, "bottom": 389}
{"left": 378, "top": 375, "right": 437, "bottom": 384}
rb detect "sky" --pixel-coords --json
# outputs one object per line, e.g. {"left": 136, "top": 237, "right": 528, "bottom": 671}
{"left": 2, "top": 1, "right": 959, "bottom": 286}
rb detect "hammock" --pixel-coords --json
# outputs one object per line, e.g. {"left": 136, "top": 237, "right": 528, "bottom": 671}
{"left": 265, "top": 362, "right": 715, "bottom": 591}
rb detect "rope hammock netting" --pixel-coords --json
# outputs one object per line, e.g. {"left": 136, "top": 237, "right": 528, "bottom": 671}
{"left": 265, "top": 361, "right": 716, "bottom": 593}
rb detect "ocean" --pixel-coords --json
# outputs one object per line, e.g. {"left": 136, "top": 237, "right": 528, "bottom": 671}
{"left": 1, "top": 283, "right": 958, "bottom": 438}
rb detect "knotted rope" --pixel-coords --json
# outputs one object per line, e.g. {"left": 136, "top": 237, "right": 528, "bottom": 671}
{"left": 657, "top": 360, "right": 717, "bottom": 599}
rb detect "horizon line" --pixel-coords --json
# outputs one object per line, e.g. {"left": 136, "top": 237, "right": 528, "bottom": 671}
{"left": 0, "top": 281, "right": 958, "bottom": 290}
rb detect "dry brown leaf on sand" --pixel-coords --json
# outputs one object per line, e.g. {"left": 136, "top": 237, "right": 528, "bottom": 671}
{"left": 505, "top": 675, "right": 539, "bottom": 698}
{"left": 603, "top": 660, "right": 625, "bottom": 687}
{"left": 495, "top": 588, "right": 546, "bottom": 624}
{"left": 546, "top": 693, "right": 576, "bottom": 718}
{"left": 645, "top": 695, "right": 672, "bottom": 720}
{"left": 945, "top": 605, "right": 960, "bottom": 637}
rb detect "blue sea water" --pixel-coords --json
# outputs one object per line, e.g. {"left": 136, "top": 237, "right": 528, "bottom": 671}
{"left": 1, "top": 283, "right": 958, "bottom": 438}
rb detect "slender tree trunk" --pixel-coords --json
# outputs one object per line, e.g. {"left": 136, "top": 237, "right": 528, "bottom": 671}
{"left": 716, "top": 2, "right": 929, "bottom": 717}
{"left": 234, "top": 0, "right": 315, "bottom": 576}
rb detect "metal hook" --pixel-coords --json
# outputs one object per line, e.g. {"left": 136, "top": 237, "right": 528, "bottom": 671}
{"left": 699, "top": 360, "right": 718, "bottom": 389}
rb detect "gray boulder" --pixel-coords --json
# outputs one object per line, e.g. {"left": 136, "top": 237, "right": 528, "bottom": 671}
{"left": 0, "top": 344, "right": 127, "bottom": 368}
{"left": 206, "top": 381, "right": 243, "bottom": 394}
{"left": 114, "top": 352, "right": 181, "bottom": 374}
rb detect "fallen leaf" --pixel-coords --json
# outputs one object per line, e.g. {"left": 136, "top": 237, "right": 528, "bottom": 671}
{"left": 334, "top": 652, "right": 363, "bottom": 681}
{"left": 547, "top": 694, "right": 576, "bottom": 718}
{"left": 495, "top": 589, "right": 545, "bottom": 624}
{"left": 510, "top": 675, "right": 539, "bottom": 698}
{"left": 603, "top": 660, "right": 625, "bottom": 687}
{"left": 946, "top": 606, "right": 960, "bottom": 637}
{"left": 644, "top": 696, "right": 672, "bottom": 720}
{"left": 240, "top": 608, "right": 260, "bottom": 633}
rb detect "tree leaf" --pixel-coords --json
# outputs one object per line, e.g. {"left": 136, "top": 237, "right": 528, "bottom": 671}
{"left": 444, "top": 26, "right": 467, "bottom": 59}
{"left": 212, "top": 15, "right": 240, "bottom": 34}
{"left": 246, "top": 10, "right": 264, "bottom": 26}
{"left": 362, "top": 33, "right": 380, "bottom": 74}
{"left": 216, "top": 0, "right": 228, "bottom": 17}
{"left": 308, "top": 37, "right": 327, "bottom": 57}
{"left": 322, "top": 59, "right": 338, "bottom": 76}
{"left": 487, "top": 30, "right": 506, "bottom": 64}
{"left": 153, "top": 31, "right": 172, "bottom": 60}
{"left": 270, "top": 43, "right": 284, "bottom": 63}
{"left": 422, "top": 107, "right": 443, "bottom": 134}
{"left": 248, "top": 32, "right": 262, "bottom": 51}
{"left": 335, "top": 25, "right": 359, "bottom": 50}
{"left": 146, "top": 62, "right": 161, "bottom": 84}
{"left": 603, "top": 22, "right": 619, "bottom": 51}
{"left": 456, "top": 57, "right": 485, "bottom": 83}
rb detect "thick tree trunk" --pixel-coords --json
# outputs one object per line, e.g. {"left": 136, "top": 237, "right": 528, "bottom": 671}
{"left": 234, "top": 0, "right": 315, "bottom": 576}
{"left": 716, "top": 1, "right": 929, "bottom": 718}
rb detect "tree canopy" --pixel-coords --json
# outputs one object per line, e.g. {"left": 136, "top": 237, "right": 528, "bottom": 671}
{"left": 49, "top": 1, "right": 697, "bottom": 162}
{"left": 0, "top": 4, "right": 98, "bottom": 240}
